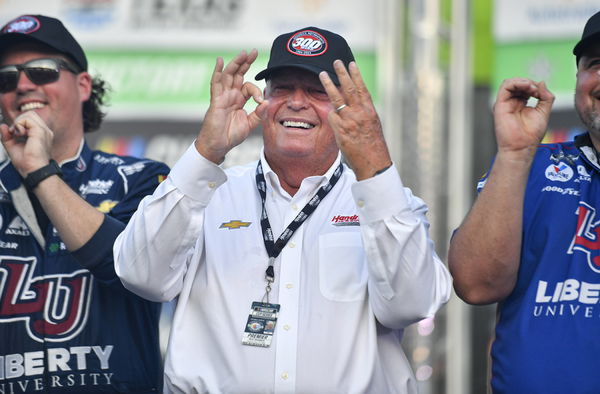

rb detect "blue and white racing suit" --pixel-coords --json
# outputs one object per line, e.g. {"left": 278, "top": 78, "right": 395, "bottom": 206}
{"left": 0, "top": 141, "right": 169, "bottom": 393}
{"left": 483, "top": 133, "right": 600, "bottom": 393}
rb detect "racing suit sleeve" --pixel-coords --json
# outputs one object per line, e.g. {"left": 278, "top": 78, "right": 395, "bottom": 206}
{"left": 72, "top": 161, "right": 170, "bottom": 281}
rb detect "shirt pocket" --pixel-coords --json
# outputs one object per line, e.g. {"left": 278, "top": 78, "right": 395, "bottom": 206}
{"left": 318, "top": 232, "right": 367, "bottom": 302}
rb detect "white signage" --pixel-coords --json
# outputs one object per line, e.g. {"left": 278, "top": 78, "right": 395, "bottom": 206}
{"left": 0, "top": 0, "right": 377, "bottom": 50}
{"left": 494, "top": 0, "right": 598, "bottom": 42}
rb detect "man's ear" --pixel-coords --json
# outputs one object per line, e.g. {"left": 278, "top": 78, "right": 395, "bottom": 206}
{"left": 77, "top": 72, "right": 93, "bottom": 103}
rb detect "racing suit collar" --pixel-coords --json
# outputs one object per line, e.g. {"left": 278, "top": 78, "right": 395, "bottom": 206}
{"left": 575, "top": 132, "right": 600, "bottom": 171}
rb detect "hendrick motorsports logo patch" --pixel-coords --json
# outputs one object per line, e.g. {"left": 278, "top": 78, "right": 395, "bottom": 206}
{"left": 331, "top": 215, "right": 360, "bottom": 226}
{"left": 220, "top": 220, "right": 252, "bottom": 230}
{"left": 545, "top": 162, "right": 573, "bottom": 182}
{"left": 287, "top": 29, "right": 328, "bottom": 56}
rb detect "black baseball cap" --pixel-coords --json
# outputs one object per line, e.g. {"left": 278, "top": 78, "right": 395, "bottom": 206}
{"left": 255, "top": 26, "right": 354, "bottom": 85}
{"left": 0, "top": 14, "right": 87, "bottom": 71}
{"left": 573, "top": 10, "right": 600, "bottom": 65}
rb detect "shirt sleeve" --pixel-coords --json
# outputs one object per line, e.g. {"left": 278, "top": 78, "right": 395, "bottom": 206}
{"left": 72, "top": 159, "right": 170, "bottom": 282}
{"left": 114, "top": 144, "right": 227, "bottom": 302}
{"left": 351, "top": 164, "right": 452, "bottom": 329}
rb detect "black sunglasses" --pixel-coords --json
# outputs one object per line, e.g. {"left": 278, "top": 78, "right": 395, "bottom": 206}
{"left": 0, "top": 58, "right": 80, "bottom": 93}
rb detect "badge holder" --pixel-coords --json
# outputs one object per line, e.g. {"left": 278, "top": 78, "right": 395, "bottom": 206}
{"left": 242, "top": 162, "right": 342, "bottom": 348}
{"left": 242, "top": 259, "right": 280, "bottom": 347}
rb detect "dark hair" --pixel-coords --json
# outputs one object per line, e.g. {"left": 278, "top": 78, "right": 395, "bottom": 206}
{"left": 83, "top": 75, "right": 109, "bottom": 133}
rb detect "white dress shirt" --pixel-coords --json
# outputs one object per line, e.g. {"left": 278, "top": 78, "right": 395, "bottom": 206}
{"left": 114, "top": 144, "right": 451, "bottom": 394}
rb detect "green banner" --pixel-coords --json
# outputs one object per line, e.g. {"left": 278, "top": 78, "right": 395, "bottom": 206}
{"left": 86, "top": 50, "right": 376, "bottom": 116}
{"left": 492, "top": 40, "right": 578, "bottom": 108}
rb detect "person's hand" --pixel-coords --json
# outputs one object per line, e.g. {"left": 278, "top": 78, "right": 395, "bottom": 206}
{"left": 319, "top": 60, "right": 392, "bottom": 180}
{"left": 0, "top": 111, "right": 53, "bottom": 177}
{"left": 493, "top": 78, "right": 555, "bottom": 160}
{"left": 195, "top": 49, "right": 268, "bottom": 164}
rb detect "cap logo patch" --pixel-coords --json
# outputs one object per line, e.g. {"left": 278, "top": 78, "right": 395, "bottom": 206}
{"left": 2, "top": 15, "right": 41, "bottom": 35}
{"left": 287, "top": 30, "right": 328, "bottom": 57}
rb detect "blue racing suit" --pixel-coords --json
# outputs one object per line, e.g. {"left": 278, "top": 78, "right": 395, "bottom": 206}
{"left": 0, "top": 141, "right": 169, "bottom": 393}
{"left": 483, "top": 133, "right": 600, "bottom": 394}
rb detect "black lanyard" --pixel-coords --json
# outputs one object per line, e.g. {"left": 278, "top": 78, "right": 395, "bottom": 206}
{"left": 255, "top": 160, "right": 343, "bottom": 300}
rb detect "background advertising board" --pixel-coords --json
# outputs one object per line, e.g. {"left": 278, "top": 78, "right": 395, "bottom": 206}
{"left": 493, "top": 0, "right": 598, "bottom": 140}
{"left": 0, "top": 0, "right": 378, "bottom": 166}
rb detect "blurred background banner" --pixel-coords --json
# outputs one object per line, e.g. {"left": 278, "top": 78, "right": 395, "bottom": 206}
{"left": 494, "top": 0, "right": 598, "bottom": 41}
{"left": 492, "top": 0, "right": 598, "bottom": 110}
{"left": 0, "top": 0, "right": 377, "bottom": 168}
{"left": 0, "top": 1, "right": 598, "bottom": 393}
{"left": 0, "top": 0, "right": 377, "bottom": 120}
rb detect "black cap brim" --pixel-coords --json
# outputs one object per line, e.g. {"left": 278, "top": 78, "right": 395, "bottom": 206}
{"left": 0, "top": 15, "right": 87, "bottom": 71}
{"left": 573, "top": 32, "right": 600, "bottom": 58}
{"left": 0, "top": 33, "right": 85, "bottom": 71}
{"left": 255, "top": 64, "right": 340, "bottom": 85}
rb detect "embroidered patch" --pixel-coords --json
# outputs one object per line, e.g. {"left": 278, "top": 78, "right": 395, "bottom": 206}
{"left": 287, "top": 29, "right": 328, "bottom": 56}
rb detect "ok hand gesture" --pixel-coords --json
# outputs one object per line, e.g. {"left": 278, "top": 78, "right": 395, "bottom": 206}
{"left": 195, "top": 49, "right": 269, "bottom": 164}
{"left": 319, "top": 60, "right": 392, "bottom": 180}
{"left": 493, "top": 78, "right": 555, "bottom": 159}
{"left": 0, "top": 111, "right": 54, "bottom": 177}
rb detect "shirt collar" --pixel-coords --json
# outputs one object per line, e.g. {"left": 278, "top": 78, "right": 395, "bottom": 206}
{"left": 575, "top": 132, "right": 600, "bottom": 169}
{"left": 259, "top": 149, "right": 343, "bottom": 199}
{"left": 60, "top": 138, "right": 92, "bottom": 172}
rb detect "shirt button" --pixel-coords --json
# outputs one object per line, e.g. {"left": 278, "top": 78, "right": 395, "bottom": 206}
{"left": 281, "top": 372, "right": 289, "bottom": 380}
{"left": 286, "top": 283, "right": 293, "bottom": 289}
{"left": 357, "top": 199, "right": 365, "bottom": 207}
{"left": 289, "top": 242, "right": 296, "bottom": 248}
{"left": 292, "top": 204, "right": 299, "bottom": 210}
{"left": 283, "top": 324, "right": 291, "bottom": 331}
{"left": 208, "top": 182, "right": 216, "bottom": 189}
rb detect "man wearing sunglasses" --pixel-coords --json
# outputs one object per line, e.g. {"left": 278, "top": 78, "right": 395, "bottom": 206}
{"left": 114, "top": 27, "right": 451, "bottom": 393}
{"left": 0, "top": 14, "right": 169, "bottom": 393}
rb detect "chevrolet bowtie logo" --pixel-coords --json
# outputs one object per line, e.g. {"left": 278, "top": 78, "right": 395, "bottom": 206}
{"left": 220, "top": 220, "right": 252, "bottom": 230}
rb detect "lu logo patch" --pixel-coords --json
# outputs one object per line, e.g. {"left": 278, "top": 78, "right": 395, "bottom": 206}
{"left": 0, "top": 257, "right": 93, "bottom": 342}
{"left": 569, "top": 202, "right": 600, "bottom": 273}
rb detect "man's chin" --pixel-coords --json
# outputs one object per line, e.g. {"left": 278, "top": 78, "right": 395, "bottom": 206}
{"left": 576, "top": 107, "right": 600, "bottom": 134}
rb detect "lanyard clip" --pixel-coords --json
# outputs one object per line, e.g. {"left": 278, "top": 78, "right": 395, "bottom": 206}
{"left": 265, "top": 257, "right": 275, "bottom": 282}
{"left": 262, "top": 257, "right": 275, "bottom": 303}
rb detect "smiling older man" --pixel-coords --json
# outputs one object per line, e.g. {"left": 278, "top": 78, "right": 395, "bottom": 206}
{"left": 115, "top": 26, "right": 451, "bottom": 394}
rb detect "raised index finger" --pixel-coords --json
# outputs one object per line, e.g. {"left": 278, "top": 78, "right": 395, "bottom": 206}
{"left": 221, "top": 50, "right": 251, "bottom": 89}
{"left": 497, "top": 78, "right": 538, "bottom": 102}
{"left": 232, "top": 49, "right": 258, "bottom": 89}
{"left": 318, "top": 70, "right": 345, "bottom": 110}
